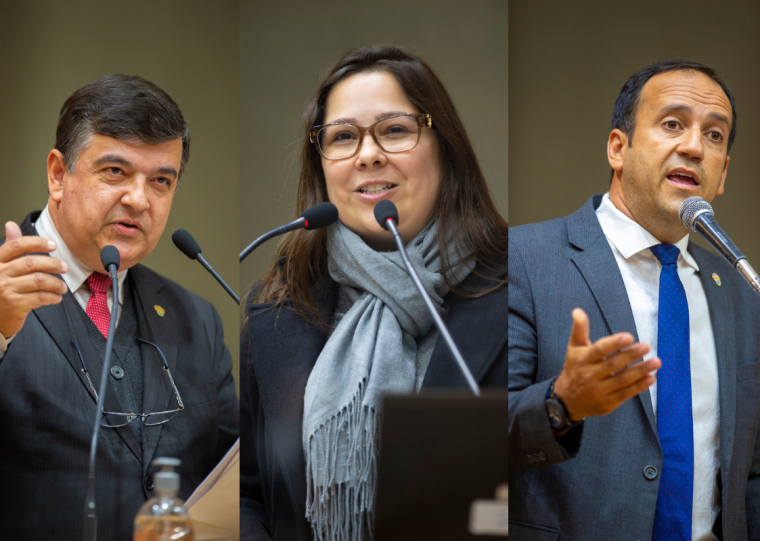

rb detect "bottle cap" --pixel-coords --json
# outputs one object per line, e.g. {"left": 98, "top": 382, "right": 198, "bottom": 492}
{"left": 152, "top": 457, "right": 181, "bottom": 494}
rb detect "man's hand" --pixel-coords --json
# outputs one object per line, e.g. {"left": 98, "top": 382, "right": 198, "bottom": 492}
{"left": 553, "top": 308, "right": 661, "bottom": 422}
{"left": 0, "top": 221, "right": 68, "bottom": 339}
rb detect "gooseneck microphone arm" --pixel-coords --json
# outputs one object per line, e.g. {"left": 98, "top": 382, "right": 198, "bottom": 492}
{"left": 239, "top": 202, "right": 339, "bottom": 263}
{"left": 172, "top": 229, "right": 240, "bottom": 305}
{"left": 374, "top": 201, "right": 481, "bottom": 396}
{"left": 239, "top": 218, "right": 305, "bottom": 262}
{"left": 679, "top": 197, "right": 760, "bottom": 297}
{"left": 196, "top": 253, "right": 240, "bottom": 304}
{"left": 694, "top": 213, "right": 760, "bottom": 296}
{"left": 82, "top": 246, "right": 121, "bottom": 541}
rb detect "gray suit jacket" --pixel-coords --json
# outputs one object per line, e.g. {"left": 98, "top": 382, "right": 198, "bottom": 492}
{"left": 508, "top": 195, "right": 760, "bottom": 541}
{"left": 0, "top": 211, "right": 239, "bottom": 540}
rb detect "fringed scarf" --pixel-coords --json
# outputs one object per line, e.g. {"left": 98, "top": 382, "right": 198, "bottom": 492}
{"left": 303, "top": 220, "right": 473, "bottom": 540}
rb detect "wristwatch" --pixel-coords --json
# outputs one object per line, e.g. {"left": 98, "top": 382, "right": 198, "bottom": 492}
{"left": 545, "top": 378, "right": 583, "bottom": 431}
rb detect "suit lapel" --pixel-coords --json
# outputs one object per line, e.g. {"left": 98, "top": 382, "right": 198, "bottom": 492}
{"left": 248, "top": 279, "right": 337, "bottom": 525}
{"left": 34, "top": 293, "right": 143, "bottom": 462}
{"left": 690, "top": 244, "right": 736, "bottom": 503}
{"left": 33, "top": 294, "right": 108, "bottom": 406}
{"left": 568, "top": 196, "right": 656, "bottom": 431}
{"left": 422, "top": 270, "right": 508, "bottom": 388}
{"left": 18, "top": 212, "right": 88, "bottom": 397}
{"left": 129, "top": 265, "right": 179, "bottom": 468}
{"left": 19, "top": 211, "right": 143, "bottom": 460}
{"left": 18, "top": 211, "right": 42, "bottom": 236}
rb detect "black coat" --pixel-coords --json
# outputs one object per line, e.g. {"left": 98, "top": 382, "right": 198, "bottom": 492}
{"left": 240, "top": 262, "right": 508, "bottom": 540}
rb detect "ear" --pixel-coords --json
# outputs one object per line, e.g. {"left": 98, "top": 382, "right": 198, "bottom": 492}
{"left": 47, "top": 149, "right": 68, "bottom": 202}
{"left": 607, "top": 129, "right": 628, "bottom": 173}
{"left": 716, "top": 155, "right": 730, "bottom": 196}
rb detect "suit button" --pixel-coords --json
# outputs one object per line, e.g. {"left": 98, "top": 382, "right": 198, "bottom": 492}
{"left": 525, "top": 454, "right": 534, "bottom": 464}
{"left": 144, "top": 474, "right": 154, "bottom": 491}
{"left": 643, "top": 466, "right": 658, "bottom": 480}
{"left": 110, "top": 366, "right": 124, "bottom": 380}
{"left": 537, "top": 451, "right": 546, "bottom": 462}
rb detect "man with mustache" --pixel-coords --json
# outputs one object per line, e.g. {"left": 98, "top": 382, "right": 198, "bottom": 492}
{"left": 0, "top": 75, "right": 238, "bottom": 539}
{"left": 509, "top": 60, "right": 760, "bottom": 540}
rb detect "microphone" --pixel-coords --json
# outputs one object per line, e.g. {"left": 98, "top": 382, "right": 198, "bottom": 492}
{"left": 100, "top": 246, "right": 120, "bottom": 276}
{"left": 373, "top": 200, "right": 481, "bottom": 396}
{"left": 82, "top": 246, "right": 121, "bottom": 541}
{"left": 172, "top": 229, "right": 240, "bottom": 305}
{"left": 679, "top": 196, "right": 760, "bottom": 297}
{"left": 239, "top": 202, "right": 339, "bottom": 262}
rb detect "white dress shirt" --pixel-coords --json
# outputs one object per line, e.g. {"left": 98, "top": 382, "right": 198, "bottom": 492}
{"left": 596, "top": 193, "right": 720, "bottom": 541}
{"left": 0, "top": 206, "right": 128, "bottom": 357}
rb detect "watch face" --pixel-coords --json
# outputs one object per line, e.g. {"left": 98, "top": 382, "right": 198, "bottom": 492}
{"left": 547, "top": 399, "right": 565, "bottom": 428}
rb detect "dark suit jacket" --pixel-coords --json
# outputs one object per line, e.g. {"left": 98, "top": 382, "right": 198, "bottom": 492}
{"left": 0, "top": 211, "right": 239, "bottom": 540}
{"left": 508, "top": 195, "right": 760, "bottom": 541}
{"left": 240, "top": 261, "right": 508, "bottom": 541}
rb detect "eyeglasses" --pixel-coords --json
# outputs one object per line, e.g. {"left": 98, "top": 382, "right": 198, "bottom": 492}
{"left": 310, "top": 113, "right": 433, "bottom": 161}
{"left": 72, "top": 338, "right": 185, "bottom": 427}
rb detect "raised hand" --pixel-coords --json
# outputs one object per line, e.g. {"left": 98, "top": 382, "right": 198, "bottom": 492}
{"left": 553, "top": 308, "right": 661, "bottom": 421}
{"left": 0, "top": 222, "right": 68, "bottom": 339}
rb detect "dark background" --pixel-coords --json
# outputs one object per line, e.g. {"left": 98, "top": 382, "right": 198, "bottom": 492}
{"left": 0, "top": 0, "right": 241, "bottom": 387}
{"left": 239, "top": 0, "right": 509, "bottom": 289}
{"left": 509, "top": 0, "right": 760, "bottom": 265}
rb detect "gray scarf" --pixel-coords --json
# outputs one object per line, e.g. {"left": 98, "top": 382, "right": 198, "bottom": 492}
{"left": 303, "top": 219, "right": 473, "bottom": 541}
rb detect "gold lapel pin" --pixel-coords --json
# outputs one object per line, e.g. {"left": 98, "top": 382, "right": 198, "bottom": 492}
{"left": 712, "top": 273, "right": 721, "bottom": 286}
{"left": 154, "top": 305, "right": 166, "bottom": 317}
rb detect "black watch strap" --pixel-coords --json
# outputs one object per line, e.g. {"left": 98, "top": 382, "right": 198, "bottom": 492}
{"left": 546, "top": 378, "right": 583, "bottom": 431}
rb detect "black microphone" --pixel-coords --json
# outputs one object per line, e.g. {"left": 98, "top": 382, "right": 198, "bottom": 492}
{"left": 239, "top": 202, "right": 339, "bottom": 262}
{"left": 373, "top": 200, "right": 481, "bottom": 396}
{"left": 82, "top": 246, "right": 121, "bottom": 541}
{"left": 679, "top": 197, "right": 760, "bottom": 297}
{"left": 172, "top": 229, "right": 240, "bottom": 305}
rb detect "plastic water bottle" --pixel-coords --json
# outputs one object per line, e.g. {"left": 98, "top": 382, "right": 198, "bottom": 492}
{"left": 133, "top": 458, "right": 194, "bottom": 541}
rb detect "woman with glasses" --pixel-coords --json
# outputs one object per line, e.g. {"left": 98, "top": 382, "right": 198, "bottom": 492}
{"left": 240, "top": 45, "right": 508, "bottom": 541}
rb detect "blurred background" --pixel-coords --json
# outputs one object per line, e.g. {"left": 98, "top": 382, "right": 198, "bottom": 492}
{"left": 509, "top": 0, "right": 760, "bottom": 264}
{"left": 0, "top": 0, "right": 240, "bottom": 388}
{"left": 239, "top": 0, "right": 509, "bottom": 289}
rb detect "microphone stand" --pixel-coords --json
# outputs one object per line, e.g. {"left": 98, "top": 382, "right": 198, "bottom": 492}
{"left": 239, "top": 202, "right": 339, "bottom": 263}
{"left": 239, "top": 218, "right": 305, "bottom": 262}
{"left": 196, "top": 253, "right": 240, "bottom": 304}
{"left": 680, "top": 197, "right": 760, "bottom": 298}
{"left": 384, "top": 218, "right": 481, "bottom": 396}
{"left": 81, "top": 263, "right": 119, "bottom": 541}
{"left": 692, "top": 215, "right": 760, "bottom": 297}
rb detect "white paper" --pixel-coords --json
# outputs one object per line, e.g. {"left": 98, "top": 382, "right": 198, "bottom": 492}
{"left": 187, "top": 438, "right": 240, "bottom": 540}
{"left": 469, "top": 499, "right": 509, "bottom": 536}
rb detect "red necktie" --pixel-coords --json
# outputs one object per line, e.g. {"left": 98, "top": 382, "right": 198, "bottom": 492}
{"left": 85, "top": 273, "right": 112, "bottom": 337}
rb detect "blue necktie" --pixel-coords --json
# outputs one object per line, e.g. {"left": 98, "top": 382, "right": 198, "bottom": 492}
{"left": 650, "top": 243, "right": 693, "bottom": 541}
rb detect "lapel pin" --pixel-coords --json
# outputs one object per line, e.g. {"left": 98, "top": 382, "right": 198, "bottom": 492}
{"left": 712, "top": 273, "right": 721, "bottom": 286}
{"left": 154, "top": 305, "right": 166, "bottom": 317}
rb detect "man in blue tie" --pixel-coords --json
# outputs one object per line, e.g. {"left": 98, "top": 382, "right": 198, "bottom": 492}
{"left": 509, "top": 60, "right": 760, "bottom": 540}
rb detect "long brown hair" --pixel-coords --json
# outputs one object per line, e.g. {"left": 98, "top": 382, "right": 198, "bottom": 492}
{"left": 255, "top": 45, "right": 508, "bottom": 324}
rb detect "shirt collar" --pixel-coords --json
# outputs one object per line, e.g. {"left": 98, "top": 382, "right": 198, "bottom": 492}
{"left": 34, "top": 205, "right": 128, "bottom": 302}
{"left": 596, "top": 193, "right": 699, "bottom": 271}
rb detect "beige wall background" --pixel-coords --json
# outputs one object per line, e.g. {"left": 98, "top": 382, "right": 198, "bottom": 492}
{"left": 509, "top": 0, "right": 760, "bottom": 265}
{"left": 240, "top": 0, "right": 508, "bottom": 289}
{"left": 0, "top": 0, "right": 241, "bottom": 388}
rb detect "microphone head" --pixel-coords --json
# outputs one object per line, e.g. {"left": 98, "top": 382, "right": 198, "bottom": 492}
{"left": 301, "top": 202, "right": 339, "bottom": 230}
{"left": 374, "top": 200, "right": 399, "bottom": 231}
{"left": 100, "top": 245, "right": 120, "bottom": 272}
{"left": 679, "top": 196, "right": 714, "bottom": 231}
{"left": 172, "top": 229, "right": 202, "bottom": 260}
